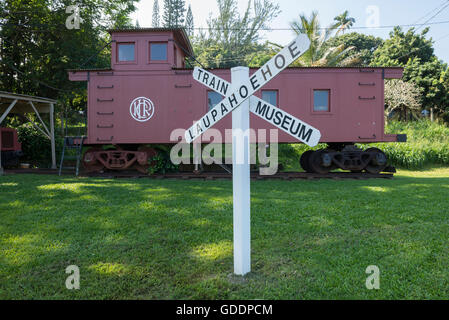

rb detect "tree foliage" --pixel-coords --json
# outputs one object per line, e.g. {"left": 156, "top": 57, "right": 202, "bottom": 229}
{"left": 0, "top": 0, "right": 138, "bottom": 120}
{"left": 372, "top": 27, "right": 449, "bottom": 114}
{"left": 385, "top": 80, "right": 422, "bottom": 121}
{"left": 372, "top": 27, "right": 434, "bottom": 66}
{"left": 185, "top": 4, "right": 194, "bottom": 36}
{"left": 322, "top": 32, "right": 383, "bottom": 66}
{"left": 290, "top": 11, "right": 360, "bottom": 67}
{"left": 162, "top": 0, "right": 186, "bottom": 28}
{"left": 192, "top": 0, "right": 280, "bottom": 68}
{"left": 333, "top": 10, "right": 355, "bottom": 35}
{"left": 152, "top": 0, "right": 160, "bottom": 27}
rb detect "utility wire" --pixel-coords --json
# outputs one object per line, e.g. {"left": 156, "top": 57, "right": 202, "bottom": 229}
{"left": 413, "top": 0, "right": 449, "bottom": 24}
{"left": 181, "top": 20, "right": 449, "bottom": 31}
{"left": 171, "top": 38, "right": 208, "bottom": 70}
{"left": 1, "top": 13, "right": 448, "bottom": 88}
{"left": 76, "top": 39, "right": 115, "bottom": 70}
{"left": 198, "top": 29, "right": 449, "bottom": 67}
{"left": 415, "top": 1, "right": 449, "bottom": 32}
{"left": 2, "top": 19, "right": 449, "bottom": 32}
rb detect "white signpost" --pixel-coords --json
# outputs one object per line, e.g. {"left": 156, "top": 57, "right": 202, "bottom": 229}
{"left": 184, "top": 34, "right": 320, "bottom": 276}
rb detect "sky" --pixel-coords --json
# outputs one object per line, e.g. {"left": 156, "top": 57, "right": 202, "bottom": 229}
{"left": 131, "top": 0, "right": 449, "bottom": 63}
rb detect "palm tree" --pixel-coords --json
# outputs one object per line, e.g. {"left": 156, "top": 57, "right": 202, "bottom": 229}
{"left": 290, "top": 11, "right": 360, "bottom": 67}
{"left": 334, "top": 10, "right": 355, "bottom": 35}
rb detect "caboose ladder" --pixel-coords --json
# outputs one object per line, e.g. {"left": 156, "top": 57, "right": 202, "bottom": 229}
{"left": 58, "top": 136, "right": 85, "bottom": 176}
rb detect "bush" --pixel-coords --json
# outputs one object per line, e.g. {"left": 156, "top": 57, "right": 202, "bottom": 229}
{"left": 278, "top": 143, "right": 326, "bottom": 171}
{"left": 362, "top": 120, "right": 449, "bottom": 169}
{"left": 277, "top": 120, "right": 449, "bottom": 170}
{"left": 148, "top": 147, "right": 179, "bottom": 174}
{"left": 16, "top": 124, "right": 63, "bottom": 168}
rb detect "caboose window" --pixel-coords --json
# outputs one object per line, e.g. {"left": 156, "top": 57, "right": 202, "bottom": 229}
{"left": 262, "top": 90, "right": 278, "bottom": 106}
{"left": 118, "top": 43, "right": 135, "bottom": 62}
{"left": 313, "top": 90, "right": 330, "bottom": 112}
{"left": 150, "top": 43, "right": 168, "bottom": 61}
{"left": 208, "top": 91, "right": 223, "bottom": 110}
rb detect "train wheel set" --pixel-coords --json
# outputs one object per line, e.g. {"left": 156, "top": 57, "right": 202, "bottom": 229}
{"left": 83, "top": 146, "right": 158, "bottom": 174}
{"left": 80, "top": 143, "right": 394, "bottom": 176}
{"left": 300, "top": 145, "right": 391, "bottom": 174}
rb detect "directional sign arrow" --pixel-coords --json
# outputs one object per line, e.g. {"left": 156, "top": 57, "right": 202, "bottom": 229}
{"left": 191, "top": 67, "right": 321, "bottom": 147}
{"left": 185, "top": 33, "right": 311, "bottom": 143}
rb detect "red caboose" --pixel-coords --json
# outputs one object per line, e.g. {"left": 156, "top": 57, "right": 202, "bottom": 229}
{"left": 0, "top": 127, "right": 22, "bottom": 167}
{"left": 68, "top": 28, "right": 406, "bottom": 174}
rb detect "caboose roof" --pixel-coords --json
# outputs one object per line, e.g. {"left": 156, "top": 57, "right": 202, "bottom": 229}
{"left": 108, "top": 27, "right": 193, "bottom": 56}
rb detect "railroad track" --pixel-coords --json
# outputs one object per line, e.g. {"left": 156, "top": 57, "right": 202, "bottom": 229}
{"left": 86, "top": 171, "right": 394, "bottom": 180}
{"left": 4, "top": 169, "right": 394, "bottom": 180}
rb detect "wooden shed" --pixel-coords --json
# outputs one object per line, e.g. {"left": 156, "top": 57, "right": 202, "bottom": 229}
{"left": 0, "top": 91, "right": 57, "bottom": 174}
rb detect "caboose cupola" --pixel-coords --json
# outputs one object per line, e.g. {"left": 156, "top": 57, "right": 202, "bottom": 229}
{"left": 108, "top": 27, "right": 193, "bottom": 71}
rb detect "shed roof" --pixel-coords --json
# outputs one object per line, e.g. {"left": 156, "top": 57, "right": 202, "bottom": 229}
{"left": 0, "top": 91, "right": 56, "bottom": 114}
{"left": 0, "top": 91, "right": 58, "bottom": 170}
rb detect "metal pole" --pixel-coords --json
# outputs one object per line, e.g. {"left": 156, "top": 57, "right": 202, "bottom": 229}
{"left": 0, "top": 124, "right": 3, "bottom": 176}
{"left": 50, "top": 103, "right": 56, "bottom": 169}
{"left": 231, "top": 66, "right": 251, "bottom": 276}
{"left": 0, "top": 99, "right": 18, "bottom": 176}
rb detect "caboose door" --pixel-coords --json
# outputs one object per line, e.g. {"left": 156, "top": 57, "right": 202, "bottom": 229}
{"left": 356, "top": 73, "right": 383, "bottom": 141}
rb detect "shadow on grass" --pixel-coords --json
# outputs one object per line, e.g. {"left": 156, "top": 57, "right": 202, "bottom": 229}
{"left": 0, "top": 173, "right": 448, "bottom": 299}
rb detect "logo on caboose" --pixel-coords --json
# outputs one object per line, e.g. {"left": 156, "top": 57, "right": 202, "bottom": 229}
{"left": 130, "top": 97, "right": 155, "bottom": 122}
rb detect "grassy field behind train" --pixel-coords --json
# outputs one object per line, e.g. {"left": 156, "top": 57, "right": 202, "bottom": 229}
{"left": 1, "top": 168, "right": 448, "bottom": 299}
{"left": 280, "top": 120, "right": 449, "bottom": 171}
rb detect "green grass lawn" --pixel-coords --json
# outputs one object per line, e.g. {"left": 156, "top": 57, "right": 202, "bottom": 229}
{"left": 1, "top": 169, "right": 448, "bottom": 299}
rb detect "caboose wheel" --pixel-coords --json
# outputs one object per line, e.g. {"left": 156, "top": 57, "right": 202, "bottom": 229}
{"left": 365, "top": 148, "right": 387, "bottom": 174}
{"left": 136, "top": 146, "right": 159, "bottom": 174}
{"left": 137, "top": 146, "right": 158, "bottom": 159}
{"left": 309, "top": 150, "right": 334, "bottom": 174}
{"left": 300, "top": 150, "right": 314, "bottom": 173}
{"left": 83, "top": 147, "right": 104, "bottom": 173}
